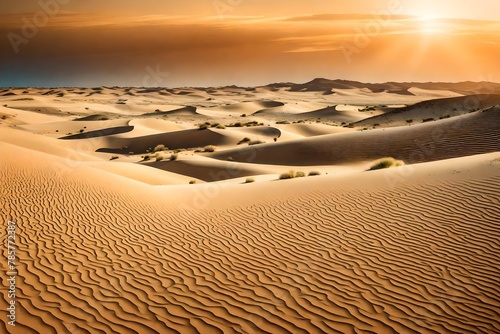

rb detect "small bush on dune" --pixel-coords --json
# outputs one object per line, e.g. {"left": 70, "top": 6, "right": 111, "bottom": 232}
{"left": 308, "top": 171, "right": 321, "bottom": 176}
{"left": 189, "top": 180, "right": 196, "bottom": 184}
{"left": 154, "top": 144, "right": 167, "bottom": 152}
{"left": 238, "top": 137, "right": 251, "bottom": 145}
{"left": 203, "top": 145, "right": 217, "bottom": 152}
{"left": 368, "top": 157, "right": 404, "bottom": 171}
{"left": 244, "top": 177, "right": 255, "bottom": 183}
{"left": 279, "top": 170, "right": 306, "bottom": 180}
{"left": 156, "top": 155, "right": 164, "bottom": 162}
{"left": 199, "top": 123, "right": 209, "bottom": 130}
{"left": 216, "top": 124, "right": 226, "bottom": 129}
{"left": 170, "top": 154, "right": 178, "bottom": 161}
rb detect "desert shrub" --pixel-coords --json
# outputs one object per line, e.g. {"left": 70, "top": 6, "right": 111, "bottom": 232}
{"left": 142, "top": 155, "right": 151, "bottom": 161}
{"left": 279, "top": 170, "right": 306, "bottom": 180}
{"left": 238, "top": 137, "right": 251, "bottom": 145}
{"left": 199, "top": 123, "right": 209, "bottom": 130}
{"left": 203, "top": 145, "right": 217, "bottom": 152}
{"left": 368, "top": 157, "right": 404, "bottom": 171}
{"left": 308, "top": 171, "right": 321, "bottom": 176}
{"left": 170, "top": 154, "right": 178, "bottom": 161}
{"left": 216, "top": 124, "right": 226, "bottom": 129}
{"left": 245, "top": 177, "right": 255, "bottom": 183}
{"left": 276, "top": 120, "right": 290, "bottom": 124}
{"left": 211, "top": 123, "right": 220, "bottom": 128}
{"left": 241, "top": 114, "right": 247, "bottom": 117}
{"left": 156, "top": 155, "right": 164, "bottom": 161}
{"left": 422, "top": 118, "right": 434, "bottom": 123}
{"left": 373, "top": 123, "right": 380, "bottom": 127}
{"left": 79, "top": 129, "right": 84, "bottom": 133}
{"left": 406, "top": 119, "right": 413, "bottom": 123}
{"left": 189, "top": 180, "right": 196, "bottom": 184}
{"left": 154, "top": 144, "right": 167, "bottom": 152}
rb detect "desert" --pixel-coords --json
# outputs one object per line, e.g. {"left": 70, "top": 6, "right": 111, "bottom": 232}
{"left": 1, "top": 79, "right": 500, "bottom": 333}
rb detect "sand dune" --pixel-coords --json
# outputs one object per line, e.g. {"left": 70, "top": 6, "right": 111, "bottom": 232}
{"left": 96, "top": 128, "right": 237, "bottom": 154}
{"left": 210, "top": 107, "right": 500, "bottom": 166}
{"left": 1, "top": 141, "right": 499, "bottom": 333}
{"left": 354, "top": 94, "right": 500, "bottom": 128}
{"left": 1, "top": 82, "right": 499, "bottom": 333}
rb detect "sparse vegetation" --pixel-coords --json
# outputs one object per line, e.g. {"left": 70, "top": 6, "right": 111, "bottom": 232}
{"left": 244, "top": 177, "right": 255, "bottom": 183}
{"left": 199, "top": 123, "right": 209, "bottom": 130}
{"left": 216, "top": 124, "right": 226, "bottom": 129}
{"left": 422, "top": 118, "right": 434, "bottom": 123}
{"left": 203, "top": 145, "right": 217, "bottom": 152}
{"left": 279, "top": 170, "right": 306, "bottom": 180}
{"left": 170, "top": 154, "right": 178, "bottom": 161}
{"left": 189, "top": 180, "right": 196, "bottom": 184}
{"left": 154, "top": 144, "right": 167, "bottom": 152}
{"left": 238, "top": 137, "right": 251, "bottom": 145}
{"left": 406, "top": 119, "right": 413, "bottom": 123}
{"left": 276, "top": 120, "right": 290, "bottom": 125}
{"left": 227, "top": 121, "right": 263, "bottom": 128}
{"left": 308, "top": 171, "right": 321, "bottom": 176}
{"left": 368, "top": 157, "right": 404, "bottom": 171}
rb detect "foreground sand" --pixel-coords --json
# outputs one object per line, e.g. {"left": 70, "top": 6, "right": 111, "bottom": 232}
{"left": 1, "top": 80, "right": 499, "bottom": 333}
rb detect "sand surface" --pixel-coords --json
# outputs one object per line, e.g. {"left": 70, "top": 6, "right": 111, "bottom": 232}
{"left": 1, "top": 81, "right": 499, "bottom": 333}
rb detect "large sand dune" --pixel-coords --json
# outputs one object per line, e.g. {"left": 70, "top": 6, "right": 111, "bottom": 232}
{"left": 1, "top": 81, "right": 499, "bottom": 333}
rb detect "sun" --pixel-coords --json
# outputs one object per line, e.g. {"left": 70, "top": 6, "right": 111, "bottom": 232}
{"left": 416, "top": 15, "right": 447, "bottom": 34}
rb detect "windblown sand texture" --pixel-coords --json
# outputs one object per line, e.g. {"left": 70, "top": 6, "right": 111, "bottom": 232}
{"left": 1, "top": 79, "right": 499, "bottom": 333}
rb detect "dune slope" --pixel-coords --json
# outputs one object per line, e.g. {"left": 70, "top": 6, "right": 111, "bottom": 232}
{"left": 210, "top": 107, "right": 500, "bottom": 166}
{"left": 1, "top": 141, "right": 499, "bottom": 333}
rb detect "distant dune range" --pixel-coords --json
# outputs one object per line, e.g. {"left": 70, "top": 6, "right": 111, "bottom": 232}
{"left": 1, "top": 80, "right": 499, "bottom": 333}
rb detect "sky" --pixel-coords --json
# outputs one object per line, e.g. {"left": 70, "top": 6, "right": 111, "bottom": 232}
{"left": 0, "top": 0, "right": 499, "bottom": 87}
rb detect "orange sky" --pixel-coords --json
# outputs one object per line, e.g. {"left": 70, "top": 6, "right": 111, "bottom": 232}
{"left": 0, "top": 1, "right": 499, "bottom": 87}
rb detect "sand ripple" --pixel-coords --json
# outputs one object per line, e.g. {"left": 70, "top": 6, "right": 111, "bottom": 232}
{"left": 1, "top": 147, "right": 499, "bottom": 333}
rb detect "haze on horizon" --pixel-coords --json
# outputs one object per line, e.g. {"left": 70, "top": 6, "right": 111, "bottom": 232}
{"left": 0, "top": 0, "right": 499, "bottom": 87}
